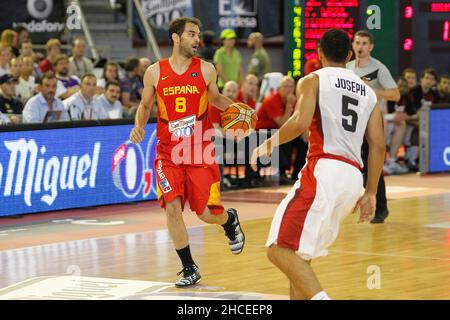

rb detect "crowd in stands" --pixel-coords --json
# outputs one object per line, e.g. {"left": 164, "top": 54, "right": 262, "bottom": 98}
{"left": 0, "top": 26, "right": 153, "bottom": 126}
{"left": 0, "top": 25, "right": 449, "bottom": 189}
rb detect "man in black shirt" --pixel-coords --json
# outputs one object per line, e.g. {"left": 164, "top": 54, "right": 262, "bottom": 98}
{"left": 437, "top": 74, "right": 449, "bottom": 103}
{"left": 404, "top": 69, "right": 440, "bottom": 171}
{"left": 0, "top": 74, "right": 23, "bottom": 123}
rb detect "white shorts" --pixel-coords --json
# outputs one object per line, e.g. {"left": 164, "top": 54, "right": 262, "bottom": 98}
{"left": 266, "top": 157, "right": 364, "bottom": 260}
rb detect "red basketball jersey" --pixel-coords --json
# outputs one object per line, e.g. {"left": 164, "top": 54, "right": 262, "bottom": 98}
{"left": 155, "top": 57, "right": 214, "bottom": 164}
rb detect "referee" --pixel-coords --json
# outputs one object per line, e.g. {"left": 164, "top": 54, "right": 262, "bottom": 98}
{"left": 347, "top": 30, "right": 400, "bottom": 224}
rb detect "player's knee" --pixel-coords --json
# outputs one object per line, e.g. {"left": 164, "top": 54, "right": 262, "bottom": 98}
{"left": 198, "top": 210, "right": 214, "bottom": 224}
{"left": 165, "top": 201, "right": 182, "bottom": 219}
{"left": 266, "top": 245, "right": 279, "bottom": 264}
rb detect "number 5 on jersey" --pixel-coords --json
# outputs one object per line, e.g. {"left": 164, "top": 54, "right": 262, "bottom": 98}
{"left": 342, "top": 95, "right": 359, "bottom": 133}
{"left": 175, "top": 97, "right": 187, "bottom": 113}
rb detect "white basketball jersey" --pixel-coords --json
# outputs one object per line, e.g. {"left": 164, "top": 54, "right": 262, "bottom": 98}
{"left": 310, "top": 67, "right": 377, "bottom": 168}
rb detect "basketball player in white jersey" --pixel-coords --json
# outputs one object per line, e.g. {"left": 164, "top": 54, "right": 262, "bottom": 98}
{"left": 251, "top": 29, "right": 385, "bottom": 300}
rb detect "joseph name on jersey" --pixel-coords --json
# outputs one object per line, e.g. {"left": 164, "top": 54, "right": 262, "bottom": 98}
{"left": 332, "top": 77, "right": 367, "bottom": 96}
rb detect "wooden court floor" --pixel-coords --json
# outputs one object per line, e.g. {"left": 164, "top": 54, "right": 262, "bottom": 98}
{"left": 0, "top": 173, "right": 449, "bottom": 300}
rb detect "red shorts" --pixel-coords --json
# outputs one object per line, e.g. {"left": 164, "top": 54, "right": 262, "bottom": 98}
{"left": 154, "top": 154, "right": 224, "bottom": 216}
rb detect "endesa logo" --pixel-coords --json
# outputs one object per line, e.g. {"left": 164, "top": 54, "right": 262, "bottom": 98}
{"left": 112, "top": 131, "right": 157, "bottom": 199}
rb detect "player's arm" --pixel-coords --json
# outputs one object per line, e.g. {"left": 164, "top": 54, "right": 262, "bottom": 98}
{"left": 202, "top": 61, "right": 234, "bottom": 110}
{"left": 354, "top": 104, "right": 385, "bottom": 223}
{"left": 130, "top": 64, "right": 158, "bottom": 144}
{"left": 371, "top": 87, "right": 400, "bottom": 102}
{"left": 254, "top": 74, "right": 318, "bottom": 160}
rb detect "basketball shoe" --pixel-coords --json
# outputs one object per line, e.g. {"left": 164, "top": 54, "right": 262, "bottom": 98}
{"left": 223, "top": 208, "right": 245, "bottom": 254}
{"left": 175, "top": 264, "right": 201, "bottom": 288}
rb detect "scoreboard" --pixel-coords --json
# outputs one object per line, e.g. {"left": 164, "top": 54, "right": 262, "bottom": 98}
{"left": 286, "top": 0, "right": 359, "bottom": 78}
{"left": 286, "top": 0, "right": 449, "bottom": 79}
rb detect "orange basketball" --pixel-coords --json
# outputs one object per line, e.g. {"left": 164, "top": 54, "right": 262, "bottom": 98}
{"left": 220, "top": 103, "right": 257, "bottom": 137}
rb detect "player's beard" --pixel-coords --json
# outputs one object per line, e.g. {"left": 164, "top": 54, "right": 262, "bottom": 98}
{"left": 179, "top": 39, "right": 196, "bottom": 58}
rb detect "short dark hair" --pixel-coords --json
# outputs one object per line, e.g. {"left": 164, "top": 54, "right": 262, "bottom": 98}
{"left": 39, "top": 72, "right": 57, "bottom": 84}
{"left": 14, "top": 25, "right": 28, "bottom": 34}
{"left": 440, "top": 74, "right": 450, "bottom": 82}
{"left": 318, "top": 29, "right": 351, "bottom": 63}
{"left": 202, "top": 30, "right": 215, "bottom": 45}
{"left": 421, "top": 68, "right": 437, "bottom": 80}
{"left": 168, "top": 17, "right": 202, "bottom": 45}
{"left": 125, "top": 58, "right": 140, "bottom": 72}
{"left": 105, "top": 80, "right": 120, "bottom": 91}
{"left": 354, "top": 30, "right": 374, "bottom": 44}
{"left": 402, "top": 68, "right": 416, "bottom": 76}
{"left": 80, "top": 73, "right": 96, "bottom": 82}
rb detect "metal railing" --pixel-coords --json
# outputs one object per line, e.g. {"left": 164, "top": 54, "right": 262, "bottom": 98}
{"left": 132, "top": 0, "right": 162, "bottom": 60}
{"left": 71, "top": 0, "right": 99, "bottom": 62}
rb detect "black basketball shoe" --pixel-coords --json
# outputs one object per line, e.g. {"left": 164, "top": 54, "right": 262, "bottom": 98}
{"left": 175, "top": 264, "right": 201, "bottom": 288}
{"left": 223, "top": 208, "right": 245, "bottom": 255}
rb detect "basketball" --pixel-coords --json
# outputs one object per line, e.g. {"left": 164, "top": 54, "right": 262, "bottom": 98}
{"left": 220, "top": 103, "right": 257, "bottom": 137}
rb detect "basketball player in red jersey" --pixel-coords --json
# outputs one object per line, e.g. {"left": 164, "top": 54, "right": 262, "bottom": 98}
{"left": 252, "top": 29, "right": 385, "bottom": 299}
{"left": 129, "top": 17, "right": 245, "bottom": 287}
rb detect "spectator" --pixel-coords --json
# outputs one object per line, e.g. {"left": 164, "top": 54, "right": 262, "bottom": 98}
{"left": 39, "top": 39, "right": 61, "bottom": 73}
{"left": 403, "top": 68, "right": 440, "bottom": 171}
{"left": 258, "top": 72, "right": 284, "bottom": 103}
{"left": 247, "top": 32, "right": 271, "bottom": 82}
{"left": 437, "top": 74, "right": 450, "bottom": 103}
{"left": 120, "top": 57, "right": 143, "bottom": 116}
{"left": 214, "top": 29, "right": 244, "bottom": 91}
{"left": 19, "top": 39, "right": 42, "bottom": 78}
{"left": 0, "top": 44, "right": 12, "bottom": 77}
{"left": 256, "top": 76, "right": 296, "bottom": 130}
{"left": 64, "top": 74, "right": 107, "bottom": 120}
{"left": 256, "top": 76, "right": 297, "bottom": 184}
{"left": 22, "top": 73, "right": 68, "bottom": 123}
{"left": 384, "top": 77, "right": 410, "bottom": 175}
{"left": 237, "top": 74, "right": 258, "bottom": 109}
{"left": 198, "top": 30, "right": 216, "bottom": 63}
{"left": 69, "top": 38, "right": 94, "bottom": 78}
{"left": 0, "top": 74, "right": 23, "bottom": 124}
{"left": 15, "top": 56, "right": 36, "bottom": 104}
{"left": 0, "top": 29, "right": 18, "bottom": 57}
{"left": 208, "top": 80, "right": 239, "bottom": 129}
{"left": 208, "top": 80, "right": 239, "bottom": 189}
{"left": 236, "top": 74, "right": 260, "bottom": 186}
{"left": 9, "top": 57, "right": 22, "bottom": 78}
{"left": 402, "top": 68, "right": 417, "bottom": 90}
{"left": 347, "top": 29, "right": 400, "bottom": 224}
{"left": 54, "top": 54, "right": 80, "bottom": 100}
{"left": 96, "top": 80, "right": 123, "bottom": 119}
{"left": 96, "top": 62, "right": 120, "bottom": 95}
{"left": 14, "top": 25, "right": 29, "bottom": 50}
{"left": 138, "top": 57, "right": 151, "bottom": 84}
{"left": 409, "top": 68, "right": 440, "bottom": 113}
{"left": 304, "top": 58, "right": 322, "bottom": 75}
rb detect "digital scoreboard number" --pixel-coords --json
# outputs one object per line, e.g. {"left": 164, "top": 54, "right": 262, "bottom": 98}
{"left": 287, "top": 0, "right": 359, "bottom": 78}
{"left": 304, "top": 0, "right": 359, "bottom": 61}
{"left": 399, "top": 0, "right": 450, "bottom": 74}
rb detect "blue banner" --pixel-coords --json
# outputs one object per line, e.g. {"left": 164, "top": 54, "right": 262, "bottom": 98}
{"left": 429, "top": 109, "right": 450, "bottom": 173}
{"left": 0, "top": 124, "right": 157, "bottom": 217}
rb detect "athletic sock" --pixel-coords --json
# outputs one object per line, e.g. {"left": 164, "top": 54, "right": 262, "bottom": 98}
{"left": 176, "top": 245, "right": 195, "bottom": 268}
{"left": 221, "top": 210, "right": 234, "bottom": 229}
{"left": 311, "top": 291, "right": 331, "bottom": 300}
